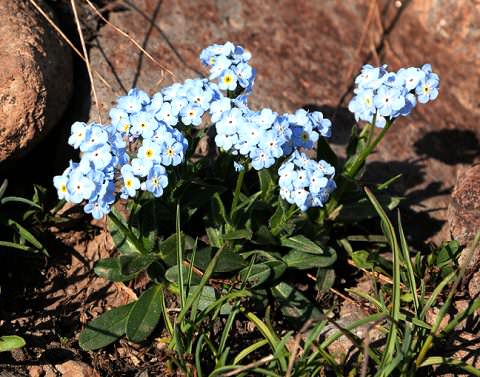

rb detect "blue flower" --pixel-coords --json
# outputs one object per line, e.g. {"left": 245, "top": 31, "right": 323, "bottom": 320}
{"left": 259, "top": 130, "right": 285, "bottom": 158}
{"left": 188, "top": 85, "right": 213, "bottom": 111}
{"left": 278, "top": 151, "right": 335, "bottom": 211}
{"left": 79, "top": 124, "right": 109, "bottom": 152}
{"left": 68, "top": 122, "right": 89, "bottom": 149}
{"left": 219, "top": 69, "right": 238, "bottom": 91}
{"left": 180, "top": 104, "right": 203, "bottom": 126}
{"left": 84, "top": 144, "right": 112, "bottom": 170}
{"left": 210, "top": 97, "right": 232, "bottom": 123}
{"left": 415, "top": 77, "right": 439, "bottom": 104}
{"left": 138, "top": 139, "right": 161, "bottom": 163}
{"left": 149, "top": 92, "right": 164, "bottom": 112}
{"left": 309, "top": 111, "right": 332, "bottom": 138}
{"left": 251, "top": 108, "right": 277, "bottom": 129}
{"left": 145, "top": 164, "right": 168, "bottom": 198}
{"left": 120, "top": 165, "right": 140, "bottom": 198}
{"left": 128, "top": 88, "right": 150, "bottom": 105}
{"left": 161, "top": 140, "right": 184, "bottom": 166}
{"left": 171, "top": 96, "right": 189, "bottom": 117}
{"left": 131, "top": 157, "right": 153, "bottom": 177}
{"left": 156, "top": 102, "right": 178, "bottom": 126}
{"left": 234, "top": 62, "right": 253, "bottom": 88}
{"left": 397, "top": 67, "right": 425, "bottom": 91}
{"left": 250, "top": 149, "right": 275, "bottom": 170}
{"left": 374, "top": 86, "right": 405, "bottom": 117}
{"left": 117, "top": 93, "right": 143, "bottom": 114}
{"left": 67, "top": 170, "right": 96, "bottom": 204}
{"left": 53, "top": 173, "right": 70, "bottom": 201}
{"left": 233, "top": 161, "right": 245, "bottom": 172}
{"left": 355, "top": 64, "right": 386, "bottom": 89}
{"left": 130, "top": 111, "right": 158, "bottom": 139}
{"left": 209, "top": 55, "right": 232, "bottom": 79}
{"left": 110, "top": 108, "right": 131, "bottom": 135}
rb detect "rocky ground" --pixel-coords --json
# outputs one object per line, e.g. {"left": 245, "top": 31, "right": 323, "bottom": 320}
{"left": 0, "top": 0, "right": 479, "bottom": 376}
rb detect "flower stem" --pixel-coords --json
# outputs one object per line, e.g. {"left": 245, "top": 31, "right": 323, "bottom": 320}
{"left": 323, "top": 119, "right": 393, "bottom": 220}
{"left": 344, "top": 119, "right": 392, "bottom": 179}
{"left": 230, "top": 169, "right": 245, "bottom": 220}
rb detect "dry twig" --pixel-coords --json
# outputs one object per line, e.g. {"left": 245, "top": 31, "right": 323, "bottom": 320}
{"left": 84, "top": 0, "right": 175, "bottom": 82}
{"left": 71, "top": 0, "right": 102, "bottom": 123}
{"left": 29, "top": 0, "right": 113, "bottom": 91}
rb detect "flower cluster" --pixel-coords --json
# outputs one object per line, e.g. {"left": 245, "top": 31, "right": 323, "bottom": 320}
{"left": 278, "top": 151, "right": 336, "bottom": 211}
{"left": 54, "top": 42, "right": 337, "bottom": 217}
{"left": 53, "top": 122, "right": 127, "bottom": 219}
{"left": 348, "top": 64, "right": 439, "bottom": 127}
{"left": 200, "top": 42, "right": 255, "bottom": 94}
{"left": 213, "top": 105, "right": 332, "bottom": 172}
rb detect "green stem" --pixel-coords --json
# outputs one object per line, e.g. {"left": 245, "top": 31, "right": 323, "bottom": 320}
{"left": 323, "top": 119, "right": 393, "bottom": 219}
{"left": 344, "top": 120, "right": 392, "bottom": 179}
{"left": 176, "top": 204, "right": 185, "bottom": 309}
{"left": 230, "top": 169, "right": 245, "bottom": 219}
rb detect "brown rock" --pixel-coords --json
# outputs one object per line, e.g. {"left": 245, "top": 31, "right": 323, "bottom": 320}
{"left": 0, "top": 0, "right": 73, "bottom": 162}
{"left": 370, "top": 0, "right": 480, "bottom": 244}
{"left": 447, "top": 164, "right": 480, "bottom": 275}
{"left": 87, "top": 0, "right": 480, "bottom": 243}
{"left": 88, "top": 0, "right": 377, "bottom": 119}
{"left": 28, "top": 366, "right": 44, "bottom": 377}
{"left": 55, "top": 361, "right": 100, "bottom": 377}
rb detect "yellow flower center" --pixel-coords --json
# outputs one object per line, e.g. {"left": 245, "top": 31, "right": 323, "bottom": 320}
{"left": 166, "top": 148, "right": 174, "bottom": 157}
{"left": 224, "top": 74, "right": 233, "bottom": 84}
{"left": 146, "top": 149, "right": 154, "bottom": 158}
{"left": 61, "top": 185, "right": 67, "bottom": 193}
{"left": 126, "top": 179, "right": 133, "bottom": 188}
{"left": 123, "top": 123, "right": 130, "bottom": 131}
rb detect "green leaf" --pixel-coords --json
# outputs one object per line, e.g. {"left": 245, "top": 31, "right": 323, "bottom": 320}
{"left": 254, "top": 225, "right": 278, "bottom": 245}
{"left": 94, "top": 254, "right": 158, "bottom": 282}
{"left": 0, "top": 179, "right": 8, "bottom": 200}
{"left": 182, "top": 183, "right": 226, "bottom": 217}
{"left": 79, "top": 303, "right": 134, "bottom": 351}
{"left": 315, "top": 268, "right": 335, "bottom": 293}
{"left": 206, "top": 227, "right": 224, "bottom": 248}
{"left": 271, "top": 282, "right": 322, "bottom": 322}
{"left": 165, "top": 265, "right": 202, "bottom": 285}
{"left": 282, "top": 248, "right": 336, "bottom": 269}
{"left": 156, "top": 233, "right": 195, "bottom": 266}
{"left": 258, "top": 169, "right": 275, "bottom": 199}
{"left": 7, "top": 219, "right": 48, "bottom": 256}
{"left": 238, "top": 260, "right": 287, "bottom": 287}
{"left": 335, "top": 194, "right": 402, "bottom": 223}
{"left": 351, "top": 250, "right": 375, "bottom": 269}
{"left": 1, "top": 196, "right": 43, "bottom": 210}
{"left": 281, "top": 235, "right": 326, "bottom": 255}
{"left": 187, "top": 285, "right": 217, "bottom": 312}
{"left": 189, "top": 247, "right": 247, "bottom": 273}
{"left": 0, "top": 336, "right": 26, "bottom": 352}
{"left": 126, "top": 285, "right": 163, "bottom": 342}
{"left": 108, "top": 209, "right": 143, "bottom": 255}
{"left": 211, "top": 193, "right": 229, "bottom": 226}
{"left": 223, "top": 229, "right": 252, "bottom": 240}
